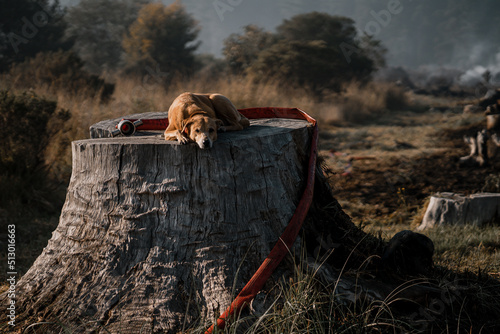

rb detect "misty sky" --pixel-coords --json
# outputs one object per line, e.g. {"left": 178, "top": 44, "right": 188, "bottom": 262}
{"left": 59, "top": 0, "right": 500, "bottom": 73}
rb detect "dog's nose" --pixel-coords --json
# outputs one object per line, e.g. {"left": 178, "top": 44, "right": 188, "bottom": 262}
{"left": 203, "top": 139, "right": 211, "bottom": 148}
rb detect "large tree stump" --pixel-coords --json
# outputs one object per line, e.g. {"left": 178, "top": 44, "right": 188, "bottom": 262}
{"left": 2, "top": 110, "right": 448, "bottom": 333}
{"left": 3, "top": 114, "right": 321, "bottom": 332}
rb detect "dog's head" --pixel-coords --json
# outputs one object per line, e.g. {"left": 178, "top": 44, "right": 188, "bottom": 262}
{"left": 183, "top": 115, "right": 223, "bottom": 149}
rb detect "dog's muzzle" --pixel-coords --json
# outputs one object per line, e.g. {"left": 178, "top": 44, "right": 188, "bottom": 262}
{"left": 197, "top": 137, "right": 212, "bottom": 149}
{"left": 202, "top": 139, "right": 212, "bottom": 149}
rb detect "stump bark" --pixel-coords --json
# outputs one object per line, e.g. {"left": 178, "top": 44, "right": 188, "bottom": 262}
{"left": 4, "top": 114, "right": 318, "bottom": 332}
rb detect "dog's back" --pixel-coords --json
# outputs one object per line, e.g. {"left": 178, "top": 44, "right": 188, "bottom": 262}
{"left": 166, "top": 93, "right": 213, "bottom": 131}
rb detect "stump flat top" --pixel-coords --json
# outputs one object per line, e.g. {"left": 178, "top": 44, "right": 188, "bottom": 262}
{"left": 85, "top": 116, "right": 310, "bottom": 145}
{"left": 432, "top": 192, "right": 500, "bottom": 200}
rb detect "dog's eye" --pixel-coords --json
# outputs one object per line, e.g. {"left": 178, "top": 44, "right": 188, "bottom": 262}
{"left": 209, "top": 128, "right": 215, "bottom": 133}
{"left": 195, "top": 129, "right": 200, "bottom": 133}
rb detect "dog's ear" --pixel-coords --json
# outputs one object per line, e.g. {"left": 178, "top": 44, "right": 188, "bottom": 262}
{"left": 181, "top": 119, "right": 194, "bottom": 135}
{"left": 216, "top": 119, "right": 224, "bottom": 130}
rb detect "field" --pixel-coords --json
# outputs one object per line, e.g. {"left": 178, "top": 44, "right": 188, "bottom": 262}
{"left": 319, "top": 95, "right": 500, "bottom": 275}
{"left": 1, "top": 76, "right": 500, "bottom": 332}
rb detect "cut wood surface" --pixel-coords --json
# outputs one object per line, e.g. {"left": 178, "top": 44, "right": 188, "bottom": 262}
{"left": 90, "top": 111, "right": 169, "bottom": 138}
{"left": 3, "top": 115, "right": 315, "bottom": 332}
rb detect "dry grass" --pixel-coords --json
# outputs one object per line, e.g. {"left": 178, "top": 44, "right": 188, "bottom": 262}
{"left": 331, "top": 81, "right": 412, "bottom": 123}
{"left": 324, "top": 96, "right": 500, "bottom": 278}
{"left": 1, "top": 73, "right": 411, "bottom": 124}
{"left": 0, "top": 73, "right": 411, "bottom": 178}
{"left": 4, "top": 73, "right": 500, "bottom": 333}
{"left": 425, "top": 225, "right": 500, "bottom": 273}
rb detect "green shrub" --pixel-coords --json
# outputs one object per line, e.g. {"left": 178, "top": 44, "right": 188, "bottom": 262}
{"left": 0, "top": 90, "right": 68, "bottom": 211}
{"left": 8, "top": 50, "right": 114, "bottom": 101}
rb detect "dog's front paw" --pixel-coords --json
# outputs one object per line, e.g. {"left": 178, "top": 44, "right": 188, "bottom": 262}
{"left": 178, "top": 136, "right": 190, "bottom": 145}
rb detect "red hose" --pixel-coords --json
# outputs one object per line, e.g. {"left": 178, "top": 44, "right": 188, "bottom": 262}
{"left": 206, "top": 108, "right": 318, "bottom": 333}
{"left": 116, "top": 108, "right": 318, "bottom": 332}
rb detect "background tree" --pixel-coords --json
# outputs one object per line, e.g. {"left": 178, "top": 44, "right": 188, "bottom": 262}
{"left": 193, "top": 53, "right": 228, "bottom": 80}
{"left": 122, "top": 1, "right": 200, "bottom": 79}
{"left": 0, "top": 0, "right": 71, "bottom": 73}
{"left": 223, "top": 25, "right": 276, "bottom": 75}
{"left": 65, "top": 0, "right": 149, "bottom": 75}
{"left": 276, "top": 12, "right": 357, "bottom": 47}
{"left": 224, "top": 12, "right": 384, "bottom": 95}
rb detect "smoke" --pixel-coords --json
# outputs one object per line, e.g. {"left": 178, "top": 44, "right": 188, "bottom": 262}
{"left": 406, "top": 40, "right": 500, "bottom": 89}
{"left": 458, "top": 51, "right": 500, "bottom": 87}
{"left": 377, "top": 50, "right": 500, "bottom": 94}
{"left": 408, "top": 65, "right": 463, "bottom": 89}
{"left": 375, "top": 65, "right": 463, "bottom": 91}
{"left": 459, "top": 65, "right": 489, "bottom": 86}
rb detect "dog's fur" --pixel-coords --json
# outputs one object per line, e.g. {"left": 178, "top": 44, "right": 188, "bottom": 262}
{"left": 164, "top": 92, "right": 250, "bottom": 149}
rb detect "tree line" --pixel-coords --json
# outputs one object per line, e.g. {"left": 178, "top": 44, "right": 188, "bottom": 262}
{"left": 0, "top": 0, "right": 385, "bottom": 96}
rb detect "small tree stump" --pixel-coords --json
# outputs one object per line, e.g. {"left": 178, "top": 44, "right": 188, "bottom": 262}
{"left": 4, "top": 114, "right": 316, "bottom": 332}
{"left": 418, "top": 192, "right": 500, "bottom": 230}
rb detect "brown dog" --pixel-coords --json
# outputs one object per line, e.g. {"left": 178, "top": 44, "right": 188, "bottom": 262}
{"left": 164, "top": 92, "right": 250, "bottom": 149}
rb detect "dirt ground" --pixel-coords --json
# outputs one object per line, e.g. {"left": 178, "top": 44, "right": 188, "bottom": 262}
{"left": 317, "top": 98, "right": 500, "bottom": 232}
